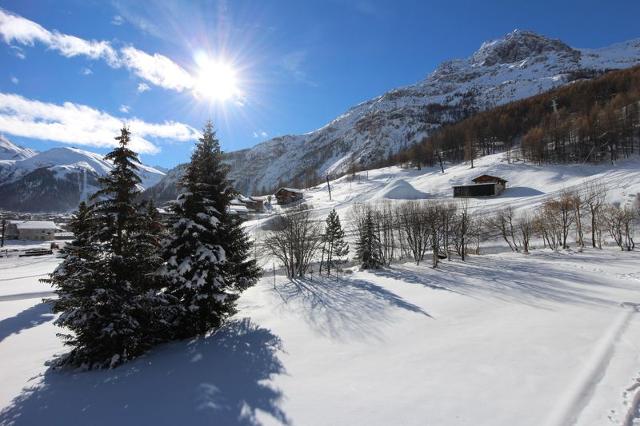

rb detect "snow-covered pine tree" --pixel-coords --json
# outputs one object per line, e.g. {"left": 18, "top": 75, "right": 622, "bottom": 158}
{"left": 321, "top": 209, "right": 349, "bottom": 275}
{"left": 163, "top": 121, "right": 257, "bottom": 338}
{"left": 50, "top": 127, "right": 165, "bottom": 368}
{"left": 130, "top": 199, "right": 174, "bottom": 340}
{"left": 42, "top": 201, "right": 100, "bottom": 357}
{"left": 220, "top": 212, "right": 261, "bottom": 291}
{"left": 355, "top": 209, "right": 382, "bottom": 269}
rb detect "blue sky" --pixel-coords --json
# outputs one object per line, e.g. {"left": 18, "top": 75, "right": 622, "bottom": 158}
{"left": 1, "top": 0, "right": 639, "bottom": 168}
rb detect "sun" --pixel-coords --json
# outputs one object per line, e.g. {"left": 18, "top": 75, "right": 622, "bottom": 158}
{"left": 193, "top": 54, "right": 240, "bottom": 102}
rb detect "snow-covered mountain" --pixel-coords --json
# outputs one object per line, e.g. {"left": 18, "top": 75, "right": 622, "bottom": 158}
{"left": 0, "top": 135, "right": 36, "bottom": 162}
{"left": 208, "top": 30, "right": 640, "bottom": 194}
{"left": 0, "top": 141, "right": 165, "bottom": 212}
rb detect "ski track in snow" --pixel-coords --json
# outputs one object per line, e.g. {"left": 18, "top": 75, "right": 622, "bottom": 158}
{"left": 0, "top": 291, "right": 55, "bottom": 302}
{"left": 545, "top": 304, "right": 640, "bottom": 426}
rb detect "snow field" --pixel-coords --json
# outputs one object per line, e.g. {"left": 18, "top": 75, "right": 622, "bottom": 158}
{"left": 2, "top": 249, "right": 640, "bottom": 425}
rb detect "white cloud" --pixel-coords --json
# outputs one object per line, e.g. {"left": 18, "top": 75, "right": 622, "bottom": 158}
{"left": 111, "top": 15, "right": 124, "bottom": 26}
{"left": 0, "top": 8, "right": 197, "bottom": 93}
{"left": 119, "top": 104, "right": 130, "bottom": 113}
{"left": 252, "top": 130, "right": 268, "bottom": 138}
{"left": 137, "top": 82, "right": 150, "bottom": 93}
{"left": 121, "top": 46, "right": 194, "bottom": 92}
{"left": 10, "top": 76, "right": 18, "bottom": 84}
{"left": 0, "top": 8, "right": 119, "bottom": 65}
{"left": 0, "top": 92, "right": 199, "bottom": 154}
{"left": 80, "top": 67, "right": 93, "bottom": 75}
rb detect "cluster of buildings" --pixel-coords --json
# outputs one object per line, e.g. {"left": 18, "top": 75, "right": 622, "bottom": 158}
{"left": 4, "top": 220, "right": 60, "bottom": 241}
{"left": 229, "top": 195, "right": 268, "bottom": 216}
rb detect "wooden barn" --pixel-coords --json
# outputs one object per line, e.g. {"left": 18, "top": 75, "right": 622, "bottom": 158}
{"left": 275, "top": 187, "right": 303, "bottom": 205}
{"left": 245, "top": 196, "right": 265, "bottom": 212}
{"left": 453, "top": 175, "right": 507, "bottom": 197}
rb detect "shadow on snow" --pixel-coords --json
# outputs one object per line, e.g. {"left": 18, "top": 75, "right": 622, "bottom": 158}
{"left": 272, "top": 276, "right": 431, "bottom": 340}
{"left": 0, "top": 302, "right": 54, "bottom": 343}
{"left": 378, "top": 252, "right": 631, "bottom": 308}
{"left": 0, "top": 318, "right": 290, "bottom": 426}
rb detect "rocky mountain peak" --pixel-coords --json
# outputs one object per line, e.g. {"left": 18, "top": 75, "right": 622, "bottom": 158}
{"left": 470, "top": 29, "right": 578, "bottom": 66}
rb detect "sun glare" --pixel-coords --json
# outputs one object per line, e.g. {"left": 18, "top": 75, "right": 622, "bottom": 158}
{"left": 193, "top": 54, "right": 240, "bottom": 102}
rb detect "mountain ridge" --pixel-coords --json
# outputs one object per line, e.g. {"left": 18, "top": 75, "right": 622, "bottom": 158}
{"left": 0, "top": 142, "right": 165, "bottom": 212}
{"left": 212, "top": 30, "right": 640, "bottom": 195}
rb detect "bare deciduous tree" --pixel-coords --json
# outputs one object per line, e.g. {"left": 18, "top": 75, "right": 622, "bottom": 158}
{"left": 603, "top": 204, "right": 636, "bottom": 251}
{"left": 264, "top": 205, "right": 322, "bottom": 278}
{"left": 584, "top": 181, "right": 607, "bottom": 248}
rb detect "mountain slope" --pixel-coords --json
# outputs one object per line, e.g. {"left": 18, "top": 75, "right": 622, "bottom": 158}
{"left": 0, "top": 142, "right": 165, "bottom": 212}
{"left": 208, "top": 30, "right": 640, "bottom": 194}
{"left": 0, "top": 135, "right": 36, "bottom": 162}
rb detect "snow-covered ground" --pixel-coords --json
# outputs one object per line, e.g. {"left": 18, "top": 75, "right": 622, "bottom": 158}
{"left": 2, "top": 248, "right": 640, "bottom": 425}
{"left": 3, "top": 154, "right": 640, "bottom": 425}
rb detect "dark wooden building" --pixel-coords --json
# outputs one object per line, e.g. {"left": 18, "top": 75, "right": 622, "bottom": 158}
{"left": 275, "top": 187, "right": 303, "bottom": 205}
{"left": 453, "top": 175, "right": 507, "bottom": 197}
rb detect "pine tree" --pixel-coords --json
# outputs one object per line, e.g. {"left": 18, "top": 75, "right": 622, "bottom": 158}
{"left": 321, "top": 209, "right": 349, "bottom": 275}
{"left": 355, "top": 210, "right": 382, "bottom": 269}
{"left": 48, "top": 127, "right": 166, "bottom": 368}
{"left": 42, "top": 201, "right": 100, "bottom": 358}
{"left": 163, "top": 122, "right": 258, "bottom": 338}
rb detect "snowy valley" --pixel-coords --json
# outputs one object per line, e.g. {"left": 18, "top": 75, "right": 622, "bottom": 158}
{"left": 2, "top": 8, "right": 640, "bottom": 426}
{"left": 4, "top": 151, "right": 640, "bottom": 425}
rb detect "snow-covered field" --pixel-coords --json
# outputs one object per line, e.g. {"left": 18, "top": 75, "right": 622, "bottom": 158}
{"left": 2, "top": 248, "right": 640, "bottom": 425}
{"left": 3, "top": 154, "right": 640, "bottom": 425}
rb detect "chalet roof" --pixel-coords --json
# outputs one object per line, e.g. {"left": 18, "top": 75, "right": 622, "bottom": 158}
{"left": 228, "top": 205, "right": 249, "bottom": 215}
{"left": 452, "top": 182, "right": 500, "bottom": 188}
{"left": 14, "top": 220, "right": 58, "bottom": 230}
{"left": 276, "top": 187, "right": 303, "bottom": 194}
{"left": 471, "top": 174, "right": 508, "bottom": 184}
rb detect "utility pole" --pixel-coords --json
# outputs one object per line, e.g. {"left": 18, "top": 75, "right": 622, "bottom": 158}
{"left": 326, "top": 175, "right": 332, "bottom": 201}
{"left": 272, "top": 263, "right": 276, "bottom": 289}
{"left": 0, "top": 218, "right": 5, "bottom": 248}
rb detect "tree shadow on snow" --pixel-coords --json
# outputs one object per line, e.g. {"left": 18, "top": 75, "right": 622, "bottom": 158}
{"left": 273, "top": 276, "right": 431, "bottom": 340}
{"left": 383, "top": 255, "right": 626, "bottom": 309}
{"left": 0, "top": 302, "right": 54, "bottom": 343}
{"left": 0, "top": 318, "right": 290, "bottom": 426}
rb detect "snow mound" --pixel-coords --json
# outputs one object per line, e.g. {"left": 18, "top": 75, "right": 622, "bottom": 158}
{"left": 373, "top": 179, "right": 428, "bottom": 200}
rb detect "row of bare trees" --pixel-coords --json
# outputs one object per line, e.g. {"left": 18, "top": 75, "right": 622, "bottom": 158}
{"left": 262, "top": 182, "right": 637, "bottom": 278}
{"left": 487, "top": 182, "right": 636, "bottom": 253}
{"left": 348, "top": 200, "right": 482, "bottom": 268}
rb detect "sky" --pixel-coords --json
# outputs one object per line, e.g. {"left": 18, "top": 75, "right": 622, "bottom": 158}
{"left": 0, "top": 0, "right": 639, "bottom": 168}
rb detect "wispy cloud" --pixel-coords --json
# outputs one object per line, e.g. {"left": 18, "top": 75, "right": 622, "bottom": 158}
{"left": 119, "top": 104, "right": 130, "bottom": 113}
{"left": 137, "top": 82, "right": 150, "bottom": 93}
{"left": 252, "top": 130, "right": 268, "bottom": 138}
{"left": 80, "top": 67, "right": 93, "bottom": 75}
{"left": 10, "top": 45, "right": 25, "bottom": 59}
{"left": 281, "top": 50, "right": 316, "bottom": 86}
{"left": 10, "top": 76, "right": 18, "bottom": 84}
{"left": 111, "top": 15, "right": 124, "bottom": 26}
{"left": 0, "top": 8, "right": 197, "bottom": 94}
{"left": 0, "top": 92, "right": 199, "bottom": 154}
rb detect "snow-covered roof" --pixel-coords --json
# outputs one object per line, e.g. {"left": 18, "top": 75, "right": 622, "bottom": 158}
{"left": 14, "top": 220, "right": 58, "bottom": 230}
{"left": 229, "top": 205, "right": 249, "bottom": 215}
{"left": 277, "top": 187, "right": 303, "bottom": 194}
